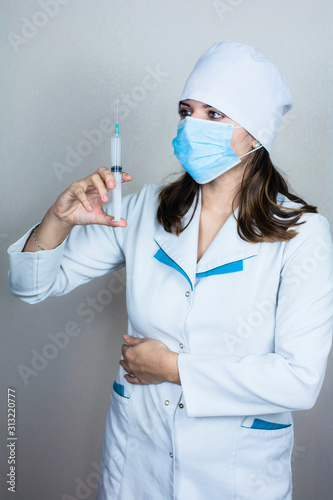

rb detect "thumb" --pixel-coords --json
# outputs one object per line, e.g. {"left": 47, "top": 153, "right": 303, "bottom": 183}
{"left": 124, "top": 334, "right": 142, "bottom": 345}
{"left": 94, "top": 212, "right": 127, "bottom": 227}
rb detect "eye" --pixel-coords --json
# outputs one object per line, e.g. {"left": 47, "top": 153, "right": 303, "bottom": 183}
{"left": 209, "top": 110, "right": 224, "bottom": 120}
{"left": 178, "top": 108, "right": 191, "bottom": 119}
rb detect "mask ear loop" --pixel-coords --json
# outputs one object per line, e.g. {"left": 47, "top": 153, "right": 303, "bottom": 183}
{"left": 239, "top": 143, "right": 263, "bottom": 159}
{"left": 231, "top": 125, "right": 263, "bottom": 158}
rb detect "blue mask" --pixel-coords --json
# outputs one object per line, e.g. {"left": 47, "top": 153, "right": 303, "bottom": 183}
{"left": 172, "top": 117, "right": 260, "bottom": 184}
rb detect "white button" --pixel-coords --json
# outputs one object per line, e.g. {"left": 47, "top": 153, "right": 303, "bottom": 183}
{"left": 185, "top": 291, "right": 190, "bottom": 297}
{"left": 169, "top": 452, "right": 173, "bottom": 458}
{"left": 164, "top": 400, "right": 170, "bottom": 406}
{"left": 179, "top": 343, "right": 183, "bottom": 349}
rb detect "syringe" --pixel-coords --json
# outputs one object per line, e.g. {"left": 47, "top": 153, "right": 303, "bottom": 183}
{"left": 111, "top": 99, "right": 122, "bottom": 221}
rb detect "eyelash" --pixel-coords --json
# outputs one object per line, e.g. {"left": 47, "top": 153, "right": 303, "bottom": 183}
{"left": 179, "top": 109, "right": 191, "bottom": 117}
{"left": 209, "top": 111, "right": 224, "bottom": 119}
{"left": 178, "top": 109, "right": 224, "bottom": 120}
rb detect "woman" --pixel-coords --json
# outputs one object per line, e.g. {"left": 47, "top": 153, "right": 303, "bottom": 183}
{"left": 8, "top": 42, "right": 333, "bottom": 500}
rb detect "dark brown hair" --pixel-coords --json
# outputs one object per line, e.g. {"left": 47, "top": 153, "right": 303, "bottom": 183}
{"left": 157, "top": 147, "right": 317, "bottom": 243}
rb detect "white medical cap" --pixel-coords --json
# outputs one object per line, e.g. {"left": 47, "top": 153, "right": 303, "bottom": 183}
{"left": 179, "top": 41, "right": 293, "bottom": 152}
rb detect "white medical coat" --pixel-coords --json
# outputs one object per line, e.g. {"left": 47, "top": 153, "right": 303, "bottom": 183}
{"left": 8, "top": 183, "right": 333, "bottom": 500}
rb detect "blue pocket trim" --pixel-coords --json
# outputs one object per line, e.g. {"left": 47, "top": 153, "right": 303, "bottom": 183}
{"left": 242, "top": 418, "right": 292, "bottom": 430}
{"left": 113, "top": 381, "right": 129, "bottom": 399}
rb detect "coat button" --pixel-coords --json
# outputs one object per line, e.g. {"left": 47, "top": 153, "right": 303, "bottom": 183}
{"left": 164, "top": 400, "right": 170, "bottom": 406}
{"left": 178, "top": 403, "right": 184, "bottom": 409}
{"left": 185, "top": 291, "right": 190, "bottom": 297}
{"left": 169, "top": 452, "right": 173, "bottom": 458}
{"left": 179, "top": 343, "right": 183, "bottom": 349}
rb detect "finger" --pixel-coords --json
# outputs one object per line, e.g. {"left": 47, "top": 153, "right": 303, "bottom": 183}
{"left": 121, "top": 344, "right": 129, "bottom": 357}
{"left": 102, "top": 171, "right": 132, "bottom": 187}
{"left": 119, "top": 359, "right": 131, "bottom": 373}
{"left": 71, "top": 185, "right": 93, "bottom": 212}
{"left": 123, "top": 334, "right": 143, "bottom": 345}
{"left": 124, "top": 374, "right": 141, "bottom": 384}
{"left": 121, "top": 172, "right": 132, "bottom": 183}
{"left": 119, "top": 358, "right": 134, "bottom": 375}
{"left": 94, "top": 213, "right": 127, "bottom": 228}
{"left": 109, "top": 217, "right": 127, "bottom": 227}
{"left": 96, "top": 167, "right": 116, "bottom": 189}
{"left": 96, "top": 167, "right": 132, "bottom": 187}
{"left": 90, "top": 173, "right": 110, "bottom": 203}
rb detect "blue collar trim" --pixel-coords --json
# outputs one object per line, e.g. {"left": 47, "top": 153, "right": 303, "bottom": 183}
{"left": 196, "top": 259, "right": 243, "bottom": 277}
{"left": 154, "top": 248, "right": 243, "bottom": 288}
{"left": 154, "top": 248, "right": 193, "bottom": 290}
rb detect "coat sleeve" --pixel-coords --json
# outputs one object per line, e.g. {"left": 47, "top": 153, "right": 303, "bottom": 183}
{"left": 178, "top": 213, "right": 333, "bottom": 417}
{"left": 7, "top": 189, "right": 143, "bottom": 304}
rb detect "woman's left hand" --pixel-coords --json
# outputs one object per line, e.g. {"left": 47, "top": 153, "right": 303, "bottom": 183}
{"left": 119, "top": 335, "right": 180, "bottom": 385}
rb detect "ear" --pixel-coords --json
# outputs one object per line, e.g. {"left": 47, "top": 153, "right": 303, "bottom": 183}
{"left": 253, "top": 140, "right": 261, "bottom": 148}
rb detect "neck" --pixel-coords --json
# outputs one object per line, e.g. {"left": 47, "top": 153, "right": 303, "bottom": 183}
{"left": 200, "top": 162, "right": 247, "bottom": 216}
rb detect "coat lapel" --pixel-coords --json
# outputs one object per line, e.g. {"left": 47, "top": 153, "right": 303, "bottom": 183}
{"left": 153, "top": 190, "right": 201, "bottom": 291}
{"left": 153, "top": 188, "right": 261, "bottom": 289}
{"left": 196, "top": 205, "right": 261, "bottom": 275}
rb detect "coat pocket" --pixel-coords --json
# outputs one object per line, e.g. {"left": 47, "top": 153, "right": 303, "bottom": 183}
{"left": 113, "top": 381, "right": 130, "bottom": 399}
{"left": 243, "top": 418, "right": 292, "bottom": 431}
{"left": 234, "top": 423, "right": 293, "bottom": 500}
{"left": 99, "top": 380, "right": 133, "bottom": 499}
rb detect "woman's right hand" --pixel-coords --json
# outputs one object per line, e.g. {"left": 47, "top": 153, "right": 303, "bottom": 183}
{"left": 23, "top": 167, "right": 132, "bottom": 252}
{"left": 50, "top": 167, "right": 132, "bottom": 228}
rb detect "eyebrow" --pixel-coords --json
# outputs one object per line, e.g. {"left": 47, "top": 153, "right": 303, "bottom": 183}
{"left": 179, "top": 101, "right": 216, "bottom": 109}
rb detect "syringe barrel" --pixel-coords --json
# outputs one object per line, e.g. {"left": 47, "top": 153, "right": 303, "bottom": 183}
{"left": 112, "top": 172, "right": 122, "bottom": 221}
{"left": 111, "top": 134, "right": 122, "bottom": 171}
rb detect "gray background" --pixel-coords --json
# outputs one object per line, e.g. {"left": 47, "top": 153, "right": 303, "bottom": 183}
{"left": 1, "top": 0, "right": 332, "bottom": 499}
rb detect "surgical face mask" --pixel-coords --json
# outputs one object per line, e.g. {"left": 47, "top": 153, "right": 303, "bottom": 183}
{"left": 172, "top": 116, "right": 261, "bottom": 184}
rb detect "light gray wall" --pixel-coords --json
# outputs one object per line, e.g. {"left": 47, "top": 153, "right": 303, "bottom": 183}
{"left": 1, "top": 1, "right": 332, "bottom": 499}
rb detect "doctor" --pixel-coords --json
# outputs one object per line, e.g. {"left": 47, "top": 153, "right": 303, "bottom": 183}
{"left": 8, "top": 42, "right": 333, "bottom": 500}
